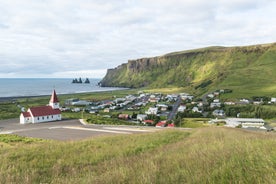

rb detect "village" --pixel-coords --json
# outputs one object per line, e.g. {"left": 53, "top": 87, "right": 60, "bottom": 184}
{"left": 41, "top": 89, "right": 276, "bottom": 131}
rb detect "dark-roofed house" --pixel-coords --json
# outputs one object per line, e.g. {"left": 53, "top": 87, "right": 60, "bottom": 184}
{"left": 20, "top": 90, "right": 62, "bottom": 124}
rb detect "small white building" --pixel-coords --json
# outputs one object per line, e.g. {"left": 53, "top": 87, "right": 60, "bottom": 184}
{"left": 177, "top": 105, "right": 186, "bottom": 112}
{"left": 20, "top": 90, "right": 62, "bottom": 124}
{"left": 146, "top": 107, "right": 158, "bottom": 115}
{"left": 192, "top": 107, "right": 201, "bottom": 113}
{"left": 156, "top": 104, "right": 168, "bottom": 111}
{"left": 210, "top": 102, "right": 221, "bottom": 108}
{"left": 271, "top": 98, "right": 276, "bottom": 103}
{"left": 137, "top": 114, "right": 147, "bottom": 122}
{"left": 212, "top": 109, "right": 225, "bottom": 117}
{"left": 180, "top": 93, "right": 193, "bottom": 101}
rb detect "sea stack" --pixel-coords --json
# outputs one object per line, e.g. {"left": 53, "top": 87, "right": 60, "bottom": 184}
{"left": 84, "top": 78, "right": 90, "bottom": 84}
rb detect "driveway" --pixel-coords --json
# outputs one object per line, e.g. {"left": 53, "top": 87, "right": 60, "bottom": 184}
{"left": 0, "top": 118, "right": 158, "bottom": 141}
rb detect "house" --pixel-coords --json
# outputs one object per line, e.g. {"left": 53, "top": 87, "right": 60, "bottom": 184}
{"left": 156, "top": 104, "right": 168, "bottom": 111}
{"left": 20, "top": 90, "right": 62, "bottom": 124}
{"left": 148, "top": 95, "right": 160, "bottom": 103}
{"left": 213, "top": 99, "right": 220, "bottom": 103}
{"left": 253, "top": 101, "right": 262, "bottom": 105}
{"left": 167, "top": 123, "right": 175, "bottom": 127}
{"left": 224, "top": 101, "right": 235, "bottom": 105}
{"left": 72, "top": 107, "right": 81, "bottom": 112}
{"left": 156, "top": 121, "right": 166, "bottom": 127}
{"left": 125, "top": 95, "right": 136, "bottom": 102}
{"left": 214, "top": 92, "right": 220, "bottom": 96}
{"left": 118, "top": 114, "right": 129, "bottom": 120}
{"left": 143, "top": 119, "right": 154, "bottom": 125}
{"left": 225, "top": 118, "right": 265, "bottom": 128}
{"left": 212, "top": 109, "right": 225, "bottom": 117}
{"left": 271, "top": 98, "right": 276, "bottom": 103}
{"left": 137, "top": 114, "right": 147, "bottom": 122}
{"left": 180, "top": 93, "right": 193, "bottom": 101}
{"left": 146, "top": 107, "right": 158, "bottom": 115}
{"left": 207, "top": 94, "right": 214, "bottom": 98}
{"left": 103, "top": 108, "right": 110, "bottom": 113}
{"left": 192, "top": 107, "right": 201, "bottom": 113}
{"left": 210, "top": 102, "right": 221, "bottom": 108}
{"left": 240, "top": 99, "right": 250, "bottom": 104}
{"left": 177, "top": 105, "right": 186, "bottom": 112}
{"left": 114, "top": 98, "right": 125, "bottom": 103}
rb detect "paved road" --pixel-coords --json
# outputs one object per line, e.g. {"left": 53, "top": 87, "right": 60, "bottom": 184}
{"left": 167, "top": 96, "right": 182, "bottom": 121}
{"left": 0, "top": 118, "right": 159, "bottom": 141}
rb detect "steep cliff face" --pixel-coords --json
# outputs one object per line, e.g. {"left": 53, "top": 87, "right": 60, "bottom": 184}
{"left": 100, "top": 43, "right": 276, "bottom": 94}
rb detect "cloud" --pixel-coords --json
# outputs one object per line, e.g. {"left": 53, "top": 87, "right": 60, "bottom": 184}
{"left": 0, "top": 0, "right": 275, "bottom": 78}
{"left": 52, "top": 69, "right": 107, "bottom": 78}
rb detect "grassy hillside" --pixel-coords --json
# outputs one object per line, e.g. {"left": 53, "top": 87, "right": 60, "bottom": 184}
{"left": 0, "top": 128, "right": 275, "bottom": 183}
{"left": 101, "top": 43, "right": 276, "bottom": 97}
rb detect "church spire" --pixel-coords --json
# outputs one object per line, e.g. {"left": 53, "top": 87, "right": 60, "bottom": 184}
{"left": 49, "top": 90, "right": 59, "bottom": 109}
{"left": 50, "top": 90, "right": 59, "bottom": 103}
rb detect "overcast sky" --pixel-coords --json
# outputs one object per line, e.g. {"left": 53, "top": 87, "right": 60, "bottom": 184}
{"left": 0, "top": 0, "right": 275, "bottom": 78}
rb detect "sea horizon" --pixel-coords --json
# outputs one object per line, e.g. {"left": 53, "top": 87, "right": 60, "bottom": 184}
{"left": 0, "top": 78, "right": 125, "bottom": 98}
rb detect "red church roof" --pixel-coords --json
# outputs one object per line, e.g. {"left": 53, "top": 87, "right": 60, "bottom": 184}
{"left": 22, "top": 112, "right": 31, "bottom": 117}
{"left": 49, "top": 90, "right": 59, "bottom": 103}
{"left": 29, "top": 106, "right": 61, "bottom": 117}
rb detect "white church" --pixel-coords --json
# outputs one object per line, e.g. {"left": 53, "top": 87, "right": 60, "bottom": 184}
{"left": 20, "top": 90, "right": 62, "bottom": 124}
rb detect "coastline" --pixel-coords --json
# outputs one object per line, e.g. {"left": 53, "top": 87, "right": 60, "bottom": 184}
{"left": 0, "top": 87, "right": 129, "bottom": 103}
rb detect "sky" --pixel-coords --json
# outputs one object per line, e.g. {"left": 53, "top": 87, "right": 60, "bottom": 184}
{"left": 0, "top": 0, "right": 275, "bottom": 78}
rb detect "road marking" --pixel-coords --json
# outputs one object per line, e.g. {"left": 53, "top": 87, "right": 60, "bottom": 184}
{"left": 48, "top": 126, "right": 64, "bottom": 129}
{"left": 63, "top": 126, "right": 131, "bottom": 134}
{"left": 103, "top": 127, "right": 154, "bottom": 132}
{"left": 0, "top": 131, "right": 12, "bottom": 134}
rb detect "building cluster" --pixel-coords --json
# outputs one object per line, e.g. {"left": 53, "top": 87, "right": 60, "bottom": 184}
{"left": 19, "top": 89, "right": 276, "bottom": 131}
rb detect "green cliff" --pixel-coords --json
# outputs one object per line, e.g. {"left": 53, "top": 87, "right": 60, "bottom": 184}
{"left": 100, "top": 43, "right": 276, "bottom": 96}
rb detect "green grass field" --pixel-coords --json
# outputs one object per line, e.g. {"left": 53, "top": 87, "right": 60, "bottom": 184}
{"left": 0, "top": 127, "right": 275, "bottom": 183}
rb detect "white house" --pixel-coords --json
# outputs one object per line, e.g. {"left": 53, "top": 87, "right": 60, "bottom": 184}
{"left": 192, "top": 107, "right": 201, "bottom": 113}
{"left": 156, "top": 104, "right": 168, "bottom": 111}
{"left": 210, "top": 102, "right": 221, "bottom": 108}
{"left": 180, "top": 93, "right": 193, "bottom": 101}
{"left": 146, "top": 107, "right": 158, "bottom": 115}
{"left": 271, "top": 98, "right": 276, "bottom": 103}
{"left": 137, "top": 114, "right": 147, "bottom": 122}
{"left": 177, "top": 105, "right": 186, "bottom": 112}
{"left": 212, "top": 109, "right": 225, "bottom": 117}
{"left": 20, "top": 90, "right": 62, "bottom": 124}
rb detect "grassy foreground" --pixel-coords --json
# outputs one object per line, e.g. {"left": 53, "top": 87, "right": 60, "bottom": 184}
{"left": 0, "top": 128, "right": 275, "bottom": 183}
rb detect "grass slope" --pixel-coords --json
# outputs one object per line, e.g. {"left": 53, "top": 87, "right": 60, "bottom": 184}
{"left": 101, "top": 43, "right": 276, "bottom": 97}
{"left": 0, "top": 128, "right": 275, "bottom": 183}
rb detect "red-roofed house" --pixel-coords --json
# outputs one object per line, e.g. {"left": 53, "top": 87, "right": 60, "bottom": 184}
{"left": 20, "top": 90, "right": 62, "bottom": 124}
{"left": 143, "top": 119, "right": 154, "bottom": 125}
{"left": 156, "top": 121, "right": 166, "bottom": 127}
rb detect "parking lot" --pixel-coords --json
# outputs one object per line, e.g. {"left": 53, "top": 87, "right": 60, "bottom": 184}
{"left": 0, "top": 119, "right": 158, "bottom": 141}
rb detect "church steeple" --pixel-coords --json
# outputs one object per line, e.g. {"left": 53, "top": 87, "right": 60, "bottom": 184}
{"left": 49, "top": 90, "right": 59, "bottom": 109}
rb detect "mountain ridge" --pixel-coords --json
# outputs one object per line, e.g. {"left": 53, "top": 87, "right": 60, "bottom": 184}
{"left": 100, "top": 42, "right": 276, "bottom": 97}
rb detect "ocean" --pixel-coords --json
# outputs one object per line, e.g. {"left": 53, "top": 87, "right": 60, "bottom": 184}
{"left": 0, "top": 78, "right": 124, "bottom": 98}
